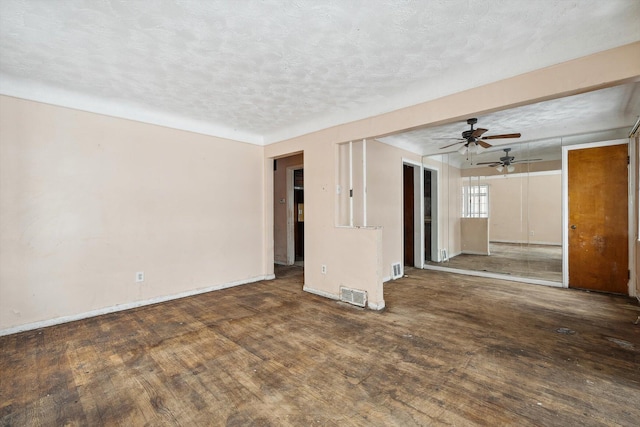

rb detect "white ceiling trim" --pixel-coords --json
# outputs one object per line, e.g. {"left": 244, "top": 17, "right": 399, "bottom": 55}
{"left": 0, "top": 73, "right": 265, "bottom": 145}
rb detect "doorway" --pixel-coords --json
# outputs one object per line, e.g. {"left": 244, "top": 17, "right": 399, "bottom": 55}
{"left": 403, "top": 162, "right": 423, "bottom": 267}
{"left": 273, "top": 153, "right": 303, "bottom": 267}
{"left": 293, "top": 169, "right": 304, "bottom": 263}
{"left": 424, "top": 167, "right": 438, "bottom": 262}
{"left": 403, "top": 164, "right": 414, "bottom": 266}
{"left": 566, "top": 142, "right": 628, "bottom": 294}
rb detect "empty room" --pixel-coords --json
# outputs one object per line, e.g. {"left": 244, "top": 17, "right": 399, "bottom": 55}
{"left": 1, "top": 1, "right": 639, "bottom": 426}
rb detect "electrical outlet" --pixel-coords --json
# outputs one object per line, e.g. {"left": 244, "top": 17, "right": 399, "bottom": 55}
{"left": 136, "top": 271, "right": 144, "bottom": 282}
{"left": 321, "top": 265, "right": 327, "bottom": 274}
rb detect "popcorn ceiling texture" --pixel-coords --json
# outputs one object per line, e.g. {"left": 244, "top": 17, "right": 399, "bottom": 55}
{"left": 0, "top": 0, "right": 639, "bottom": 144}
{"left": 379, "top": 83, "right": 640, "bottom": 156}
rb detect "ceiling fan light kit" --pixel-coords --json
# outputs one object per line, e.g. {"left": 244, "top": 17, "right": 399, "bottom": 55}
{"left": 475, "top": 147, "right": 543, "bottom": 173}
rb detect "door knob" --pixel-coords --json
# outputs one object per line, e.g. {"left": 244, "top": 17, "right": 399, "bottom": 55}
{"left": 571, "top": 224, "right": 577, "bottom": 230}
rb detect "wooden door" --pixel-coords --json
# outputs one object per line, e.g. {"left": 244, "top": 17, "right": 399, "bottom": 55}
{"left": 403, "top": 165, "right": 414, "bottom": 266}
{"left": 568, "top": 143, "right": 628, "bottom": 294}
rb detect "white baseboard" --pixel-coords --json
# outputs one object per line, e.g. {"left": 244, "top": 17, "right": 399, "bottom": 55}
{"left": 447, "top": 250, "right": 462, "bottom": 259}
{"left": 422, "top": 264, "right": 563, "bottom": 288}
{"left": 368, "top": 300, "right": 386, "bottom": 310}
{"left": 0, "top": 274, "right": 275, "bottom": 337}
{"left": 304, "top": 285, "right": 385, "bottom": 311}
{"left": 490, "top": 240, "right": 562, "bottom": 246}
{"left": 302, "top": 285, "right": 339, "bottom": 301}
{"left": 462, "top": 250, "right": 490, "bottom": 256}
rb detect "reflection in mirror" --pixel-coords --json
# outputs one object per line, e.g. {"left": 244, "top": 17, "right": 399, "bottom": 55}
{"left": 422, "top": 138, "right": 563, "bottom": 283}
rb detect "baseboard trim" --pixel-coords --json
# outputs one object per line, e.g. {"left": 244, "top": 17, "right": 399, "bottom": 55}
{"left": 490, "top": 240, "right": 562, "bottom": 246}
{"left": 304, "top": 285, "right": 385, "bottom": 311}
{"left": 368, "top": 300, "right": 386, "bottom": 310}
{"left": 303, "top": 285, "right": 339, "bottom": 301}
{"left": 422, "top": 265, "right": 563, "bottom": 288}
{"left": 462, "top": 250, "right": 490, "bottom": 256}
{"left": 0, "top": 274, "right": 275, "bottom": 337}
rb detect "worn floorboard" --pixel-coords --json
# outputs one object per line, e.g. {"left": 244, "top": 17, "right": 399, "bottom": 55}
{"left": 1, "top": 265, "right": 638, "bottom": 426}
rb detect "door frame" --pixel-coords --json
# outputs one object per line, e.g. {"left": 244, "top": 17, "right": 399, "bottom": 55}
{"left": 562, "top": 138, "right": 632, "bottom": 293}
{"left": 403, "top": 159, "right": 424, "bottom": 268}
{"left": 286, "top": 164, "right": 304, "bottom": 265}
{"left": 423, "top": 165, "right": 440, "bottom": 263}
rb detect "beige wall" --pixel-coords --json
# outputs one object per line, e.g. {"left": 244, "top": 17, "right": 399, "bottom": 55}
{"left": 461, "top": 218, "right": 490, "bottom": 254}
{"left": 367, "top": 140, "right": 415, "bottom": 274}
{"left": 265, "top": 44, "right": 638, "bottom": 301}
{"left": 635, "top": 136, "right": 640, "bottom": 299}
{"left": 478, "top": 172, "right": 562, "bottom": 245}
{"left": 265, "top": 133, "right": 421, "bottom": 306}
{"left": 304, "top": 226, "right": 384, "bottom": 309}
{"left": 422, "top": 156, "right": 463, "bottom": 259}
{"left": 2, "top": 43, "right": 638, "bottom": 331}
{"left": 273, "top": 153, "right": 303, "bottom": 264}
{"left": 0, "top": 96, "right": 269, "bottom": 332}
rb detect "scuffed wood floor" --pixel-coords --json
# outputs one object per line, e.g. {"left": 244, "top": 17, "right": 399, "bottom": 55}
{"left": 1, "top": 266, "right": 639, "bottom": 426}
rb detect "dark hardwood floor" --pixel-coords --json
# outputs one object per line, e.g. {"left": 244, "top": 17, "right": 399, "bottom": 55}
{"left": 1, "top": 265, "right": 639, "bottom": 426}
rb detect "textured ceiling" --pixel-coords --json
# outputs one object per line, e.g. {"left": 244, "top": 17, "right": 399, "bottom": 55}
{"left": 379, "top": 82, "right": 640, "bottom": 162}
{"left": 1, "top": 0, "right": 639, "bottom": 145}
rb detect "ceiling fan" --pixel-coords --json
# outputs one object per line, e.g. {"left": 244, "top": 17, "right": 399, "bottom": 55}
{"left": 475, "top": 148, "right": 542, "bottom": 173}
{"left": 439, "top": 118, "right": 522, "bottom": 154}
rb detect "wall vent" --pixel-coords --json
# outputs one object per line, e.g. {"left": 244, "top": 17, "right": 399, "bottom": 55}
{"left": 340, "top": 287, "right": 367, "bottom": 308}
{"left": 391, "top": 262, "right": 402, "bottom": 280}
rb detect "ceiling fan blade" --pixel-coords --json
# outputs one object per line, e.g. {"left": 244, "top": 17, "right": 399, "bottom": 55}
{"left": 471, "top": 128, "right": 488, "bottom": 138}
{"left": 440, "top": 141, "right": 465, "bottom": 149}
{"left": 432, "top": 137, "right": 465, "bottom": 140}
{"left": 481, "top": 133, "right": 522, "bottom": 140}
{"left": 477, "top": 140, "right": 492, "bottom": 149}
{"left": 512, "top": 158, "right": 543, "bottom": 163}
{"left": 475, "top": 162, "right": 500, "bottom": 166}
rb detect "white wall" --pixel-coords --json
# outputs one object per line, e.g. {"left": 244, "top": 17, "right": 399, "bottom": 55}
{"left": 0, "top": 96, "right": 269, "bottom": 333}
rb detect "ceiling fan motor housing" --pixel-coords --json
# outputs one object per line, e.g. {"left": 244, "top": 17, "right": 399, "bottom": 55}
{"left": 462, "top": 118, "right": 478, "bottom": 141}
{"left": 438, "top": 118, "right": 521, "bottom": 151}
{"left": 462, "top": 130, "right": 474, "bottom": 139}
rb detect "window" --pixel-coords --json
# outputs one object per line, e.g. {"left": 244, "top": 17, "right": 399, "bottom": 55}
{"left": 462, "top": 184, "right": 489, "bottom": 218}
